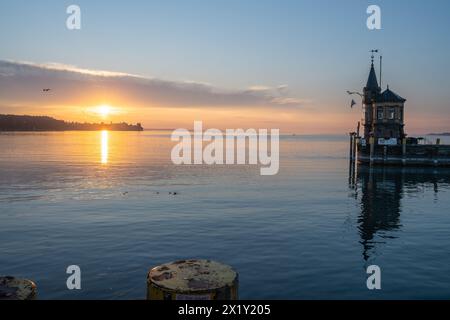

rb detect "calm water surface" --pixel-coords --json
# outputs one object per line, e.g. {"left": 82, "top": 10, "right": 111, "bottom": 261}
{"left": 1, "top": 131, "right": 450, "bottom": 299}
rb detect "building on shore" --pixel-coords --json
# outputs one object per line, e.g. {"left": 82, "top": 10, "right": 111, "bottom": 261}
{"left": 362, "top": 57, "right": 406, "bottom": 142}
{"left": 349, "top": 54, "right": 450, "bottom": 166}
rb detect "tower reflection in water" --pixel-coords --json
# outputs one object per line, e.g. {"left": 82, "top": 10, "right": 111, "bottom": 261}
{"left": 350, "top": 165, "right": 450, "bottom": 262}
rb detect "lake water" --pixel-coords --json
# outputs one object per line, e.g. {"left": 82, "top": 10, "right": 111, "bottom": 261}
{"left": 1, "top": 131, "right": 450, "bottom": 299}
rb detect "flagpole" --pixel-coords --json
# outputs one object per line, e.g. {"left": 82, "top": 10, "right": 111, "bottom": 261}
{"left": 380, "top": 55, "right": 383, "bottom": 89}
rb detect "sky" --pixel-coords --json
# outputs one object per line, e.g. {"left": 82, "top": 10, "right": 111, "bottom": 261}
{"left": 1, "top": 0, "right": 450, "bottom": 134}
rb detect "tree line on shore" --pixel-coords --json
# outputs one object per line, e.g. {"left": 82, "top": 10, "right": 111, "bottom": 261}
{"left": 0, "top": 114, "right": 144, "bottom": 131}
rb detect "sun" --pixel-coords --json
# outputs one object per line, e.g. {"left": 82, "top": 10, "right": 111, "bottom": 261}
{"left": 87, "top": 104, "right": 121, "bottom": 120}
{"left": 97, "top": 105, "right": 111, "bottom": 118}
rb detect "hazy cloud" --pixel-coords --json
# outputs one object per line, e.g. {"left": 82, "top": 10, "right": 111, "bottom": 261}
{"left": 0, "top": 60, "right": 305, "bottom": 110}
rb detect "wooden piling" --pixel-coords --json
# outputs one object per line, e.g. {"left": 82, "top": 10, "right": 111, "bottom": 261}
{"left": 0, "top": 276, "right": 37, "bottom": 300}
{"left": 349, "top": 133, "right": 354, "bottom": 160}
{"left": 352, "top": 135, "right": 357, "bottom": 161}
{"left": 147, "top": 259, "right": 238, "bottom": 300}
{"left": 402, "top": 138, "right": 407, "bottom": 165}
{"left": 369, "top": 137, "right": 375, "bottom": 165}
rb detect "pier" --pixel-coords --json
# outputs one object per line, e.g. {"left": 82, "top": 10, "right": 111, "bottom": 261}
{"left": 349, "top": 53, "right": 450, "bottom": 167}
{"left": 350, "top": 133, "right": 450, "bottom": 167}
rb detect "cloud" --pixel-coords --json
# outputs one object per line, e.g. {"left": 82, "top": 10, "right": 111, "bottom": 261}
{"left": 246, "top": 85, "right": 272, "bottom": 92}
{"left": 0, "top": 60, "right": 305, "bottom": 109}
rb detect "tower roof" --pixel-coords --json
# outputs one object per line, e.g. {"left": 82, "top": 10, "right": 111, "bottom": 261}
{"left": 380, "top": 87, "right": 406, "bottom": 103}
{"left": 365, "top": 62, "right": 379, "bottom": 91}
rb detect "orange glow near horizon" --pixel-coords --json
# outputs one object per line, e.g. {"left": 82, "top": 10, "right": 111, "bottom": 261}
{"left": 8, "top": 102, "right": 448, "bottom": 135}
{"left": 1, "top": 59, "right": 449, "bottom": 135}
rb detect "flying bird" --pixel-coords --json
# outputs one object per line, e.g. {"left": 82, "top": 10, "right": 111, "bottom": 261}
{"left": 351, "top": 99, "right": 357, "bottom": 108}
{"left": 347, "top": 90, "right": 363, "bottom": 98}
{"left": 43, "top": 88, "right": 51, "bottom": 92}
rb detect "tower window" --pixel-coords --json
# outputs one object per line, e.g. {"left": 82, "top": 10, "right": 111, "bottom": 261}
{"left": 377, "top": 107, "right": 384, "bottom": 120}
{"left": 388, "top": 107, "right": 395, "bottom": 120}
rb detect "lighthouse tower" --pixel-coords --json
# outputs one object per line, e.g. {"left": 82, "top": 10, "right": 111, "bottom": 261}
{"left": 363, "top": 56, "right": 406, "bottom": 143}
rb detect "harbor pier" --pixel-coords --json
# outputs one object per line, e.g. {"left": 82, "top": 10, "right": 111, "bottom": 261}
{"left": 349, "top": 53, "right": 450, "bottom": 167}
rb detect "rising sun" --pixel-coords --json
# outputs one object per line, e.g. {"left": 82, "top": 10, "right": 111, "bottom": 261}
{"left": 97, "top": 105, "right": 111, "bottom": 118}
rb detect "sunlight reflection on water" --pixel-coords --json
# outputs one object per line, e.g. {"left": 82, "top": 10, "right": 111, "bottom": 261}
{"left": 0, "top": 132, "right": 450, "bottom": 299}
{"left": 101, "top": 130, "right": 108, "bottom": 164}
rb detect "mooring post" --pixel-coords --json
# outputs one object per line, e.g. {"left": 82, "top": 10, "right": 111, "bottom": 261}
{"left": 349, "top": 133, "right": 354, "bottom": 161}
{"left": 0, "top": 276, "right": 37, "bottom": 300}
{"left": 147, "top": 259, "right": 239, "bottom": 300}
{"left": 402, "top": 138, "right": 407, "bottom": 165}
{"left": 352, "top": 135, "right": 357, "bottom": 161}
{"left": 369, "top": 136, "right": 375, "bottom": 166}
{"left": 348, "top": 133, "right": 356, "bottom": 187}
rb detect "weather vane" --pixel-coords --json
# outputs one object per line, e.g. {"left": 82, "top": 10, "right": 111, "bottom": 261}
{"left": 370, "top": 49, "right": 383, "bottom": 87}
{"left": 370, "top": 49, "right": 378, "bottom": 64}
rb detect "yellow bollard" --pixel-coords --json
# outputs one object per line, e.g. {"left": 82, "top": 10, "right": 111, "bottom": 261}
{"left": 147, "top": 259, "right": 238, "bottom": 300}
{"left": 0, "top": 276, "right": 37, "bottom": 300}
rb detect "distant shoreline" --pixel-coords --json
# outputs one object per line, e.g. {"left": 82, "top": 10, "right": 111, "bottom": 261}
{"left": 0, "top": 114, "right": 144, "bottom": 131}
{"left": 428, "top": 133, "right": 450, "bottom": 136}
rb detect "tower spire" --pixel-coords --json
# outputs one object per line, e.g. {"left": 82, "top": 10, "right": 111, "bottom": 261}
{"left": 366, "top": 50, "right": 379, "bottom": 91}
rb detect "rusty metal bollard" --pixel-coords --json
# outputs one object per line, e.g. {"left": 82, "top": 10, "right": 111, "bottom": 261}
{"left": 0, "top": 276, "right": 37, "bottom": 300}
{"left": 147, "top": 259, "right": 238, "bottom": 300}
